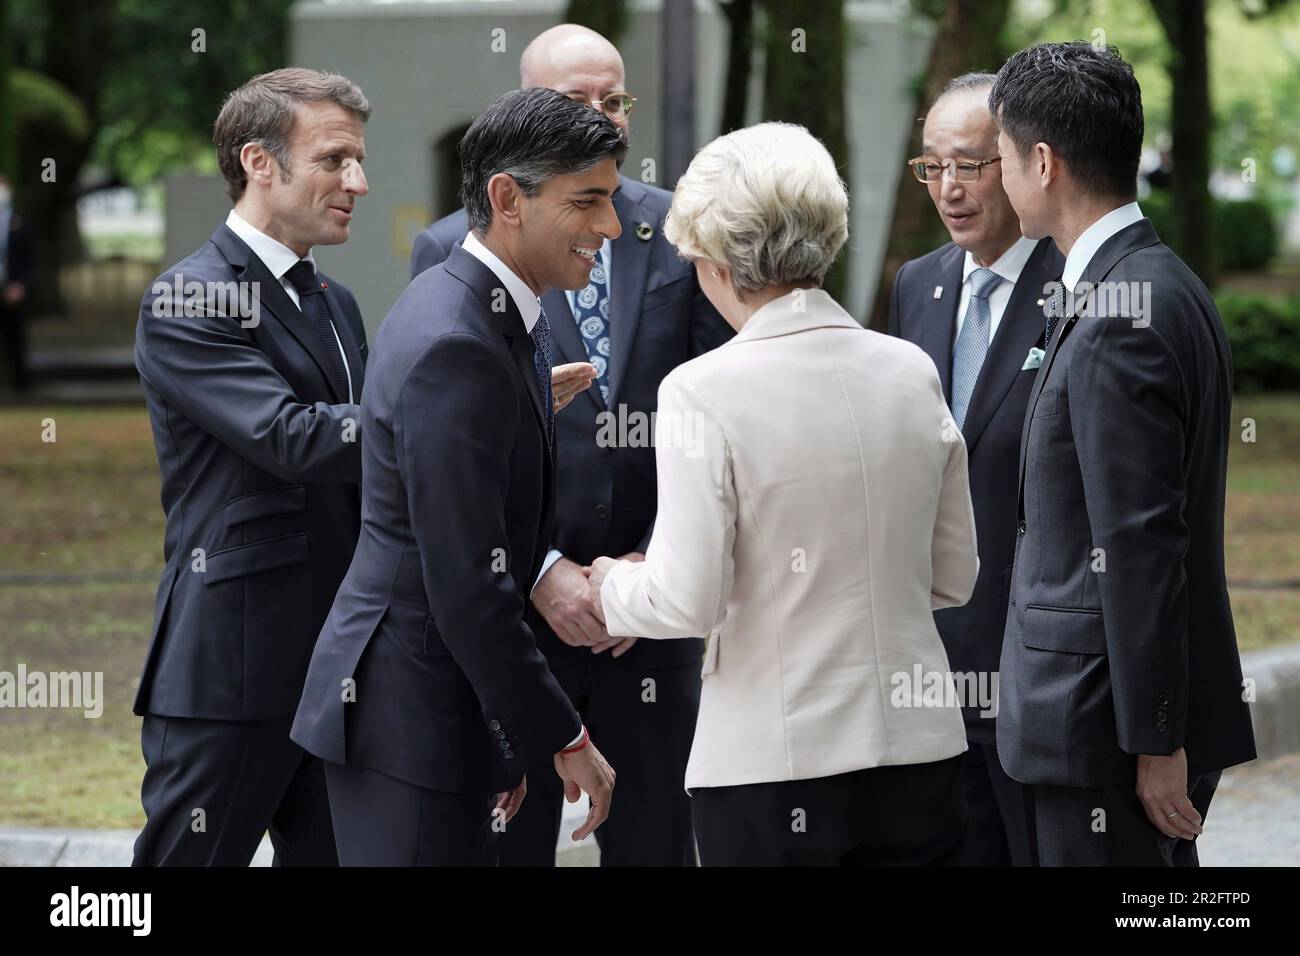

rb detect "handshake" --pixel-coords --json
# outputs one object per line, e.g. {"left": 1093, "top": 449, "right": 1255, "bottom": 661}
{"left": 533, "top": 553, "right": 639, "bottom": 658}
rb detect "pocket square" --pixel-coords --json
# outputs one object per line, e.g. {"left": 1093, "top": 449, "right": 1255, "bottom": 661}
{"left": 1021, "top": 347, "right": 1045, "bottom": 371}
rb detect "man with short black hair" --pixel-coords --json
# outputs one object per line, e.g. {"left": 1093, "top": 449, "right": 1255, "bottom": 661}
{"left": 292, "top": 87, "right": 622, "bottom": 866}
{"left": 989, "top": 41, "right": 1256, "bottom": 866}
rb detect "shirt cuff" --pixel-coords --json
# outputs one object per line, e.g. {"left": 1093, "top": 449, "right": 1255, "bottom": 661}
{"left": 533, "top": 548, "right": 564, "bottom": 592}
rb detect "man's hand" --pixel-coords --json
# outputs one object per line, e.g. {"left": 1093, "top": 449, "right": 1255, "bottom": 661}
{"left": 1137, "top": 748, "right": 1203, "bottom": 840}
{"left": 552, "top": 362, "right": 597, "bottom": 413}
{"left": 494, "top": 774, "right": 527, "bottom": 826}
{"left": 2, "top": 282, "right": 26, "bottom": 307}
{"left": 533, "top": 556, "right": 609, "bottom": 647}
{"left": 588, "top": 553, "right": 641, "bottom": 657}
{"left": 554, "top": 741, "right": 615, "bottom": 841}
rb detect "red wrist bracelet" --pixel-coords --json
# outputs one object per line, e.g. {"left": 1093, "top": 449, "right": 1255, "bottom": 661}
{"left": 560, "top": 725, "right": 590, "bottom": 755}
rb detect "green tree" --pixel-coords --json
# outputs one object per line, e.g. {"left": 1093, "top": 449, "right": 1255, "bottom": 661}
{"left": 761, "top": 0, "right": 849, "bottom": 301}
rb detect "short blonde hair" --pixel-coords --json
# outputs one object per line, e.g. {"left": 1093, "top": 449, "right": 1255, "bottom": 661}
{"left": 664, "top": 123, "right": 848, "bottom": 297}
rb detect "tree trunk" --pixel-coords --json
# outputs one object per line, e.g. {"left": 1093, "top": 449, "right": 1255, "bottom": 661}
{"left": 718, "top": 0, "right": 755, "bottom": 135}
{"left": 761, "top": 0, "right": 848, "bottom": 301}
{"left": 1150, "top": 0, "right": 1216, "bottom": 288}
{"left": 865, "top": 0, "right": 1011, "bottom": 330}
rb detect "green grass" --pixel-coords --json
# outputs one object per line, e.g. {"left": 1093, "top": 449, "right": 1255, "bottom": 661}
{"left": 0, "top": 398, "right": 1297, "bottom": 828}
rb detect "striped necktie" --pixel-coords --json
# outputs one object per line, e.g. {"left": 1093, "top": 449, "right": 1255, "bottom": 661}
{"left": 950, "top": 267, "right": 1002, "bottom": 429}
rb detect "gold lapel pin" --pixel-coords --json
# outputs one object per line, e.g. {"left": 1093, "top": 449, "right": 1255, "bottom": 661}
{"left": 635, "top": 222, "right": 654, "bottom": 241}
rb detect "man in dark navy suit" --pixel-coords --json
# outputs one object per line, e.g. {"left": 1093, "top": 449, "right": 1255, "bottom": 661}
{"left": 889, "top": 73, "right": 1064, "bottom": 866}
{"left": 132, "top": 69, "right": 374, "bottom": 866}
{"left": 410, "top": 25, "right": 732, "bottom": 866}
{"left": 292, "top": 87, "right": 621, "bottom": 866}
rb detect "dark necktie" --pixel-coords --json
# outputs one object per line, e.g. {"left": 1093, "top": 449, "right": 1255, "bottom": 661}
{"left": 1045, "top": 282, "right": 1067, "bottom": 347}
{"left": 532, "top": 306, "right": 555, "bottom": 453}
{"left": 285, "top": 260, "right": 350, "bottom": 401}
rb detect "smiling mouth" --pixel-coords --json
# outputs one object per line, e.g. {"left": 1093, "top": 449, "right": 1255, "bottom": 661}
{"left": 571, "top": 245, "right": 598, "bottom": 264}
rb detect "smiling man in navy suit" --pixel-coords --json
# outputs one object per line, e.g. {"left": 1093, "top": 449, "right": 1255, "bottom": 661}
{"left": 293, "top": 87, "right": 622, "bottom": 866}
{"left": 410, "top": 25, "right": 732, "bottom": 866}
{"left": 132, "top": 69, "right": 373, "bottom": 866}
{"left": 889, "top": 73, "right": 1064, "bottom": 867}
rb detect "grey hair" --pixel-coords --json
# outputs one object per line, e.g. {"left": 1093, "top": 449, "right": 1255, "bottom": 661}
{"left": 664, "top": 122, "right": 848, "bottom": 298}
{"left": 929, "top": 72, "right": 998, "bottom": 112}
{"left": 459, "top": 87, "right": 628, "bottom": 234}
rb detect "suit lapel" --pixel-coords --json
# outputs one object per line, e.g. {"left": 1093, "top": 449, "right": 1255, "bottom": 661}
{"left": 915, "top": 245, "right": 964, "bottom": 402}
{"left": 606, "top": 181, "right": 653, "bottom": 407}
{"left": 321, "top": 282, "right": 366, "bottom": 401}
{"left": 961, "top": 239, "right": 1057, "bottom": 453}
{"left": 212, "top": 225, "right": 347, "bottom": 404}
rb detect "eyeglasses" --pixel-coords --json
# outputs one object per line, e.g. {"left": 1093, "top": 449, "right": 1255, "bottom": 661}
{"left": 566, "top": 93, "right": 637, "bottom": 120}
{"left": 908, "top": 157, "right": 1001, "bottom": 184}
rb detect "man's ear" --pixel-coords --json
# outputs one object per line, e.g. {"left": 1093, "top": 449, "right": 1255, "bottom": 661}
{"left": 1035, "top": 142, "right": 1058, "bottom": 189}
{"left": 486, "top": 173, "right": 524, "bottom": 228}
{"left": 239, "top": 142, "right": 278, "bottom": 191}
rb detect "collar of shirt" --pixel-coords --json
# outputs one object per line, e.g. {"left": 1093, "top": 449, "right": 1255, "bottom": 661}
{"left": 462, "top": 230, "right": 540, "bottom": 334}
{"left": 962, "top": 234, "right": 1037, "bottom": 288}
{"left": 225, "top": 209, "right": 314, "bottom": 285}
{"left": 565, "top": 238, "right": 612, "bottom": 311}
{"left": 1061, "top": 201, "right": 1143, "bottom": 293}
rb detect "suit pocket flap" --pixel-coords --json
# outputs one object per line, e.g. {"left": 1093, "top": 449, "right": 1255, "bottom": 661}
{"left": 204, "top": 532, "right": 308, "bottom": 584}
{"left": 225, "top": 485, "right": 306, "bottom": 526}
{"left": 1021, "top": 605, "right": 1107, "bottom": 654}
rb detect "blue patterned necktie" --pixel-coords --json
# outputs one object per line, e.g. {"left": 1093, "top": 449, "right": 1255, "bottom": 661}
{"left": 569, "top": 254, "right": 613, "bottom": 406}
{"left": 950, "top": 267, "right": 1003, "bottom": 429}
{"left": 285, "top": 260, "right": 350, "bottom": 401}
{"left": 532, "top": 305, "right": 555, "bottom": 453}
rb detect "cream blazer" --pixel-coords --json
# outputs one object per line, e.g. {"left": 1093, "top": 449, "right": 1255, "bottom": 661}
{"left": 601, "top": 288, "right": 978, "bottom": 790}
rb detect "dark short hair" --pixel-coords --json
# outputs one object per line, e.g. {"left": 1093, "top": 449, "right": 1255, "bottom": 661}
{"left": 988, "top": 42, "right": 1143, "bottom": 200}
{"left": 458, "top": 87, "right": 628, "bottom": 233}
{"left": 213, "top": 68, "right": 371, "bottom": 202}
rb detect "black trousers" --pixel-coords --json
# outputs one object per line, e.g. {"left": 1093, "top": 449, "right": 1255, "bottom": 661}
{"left": 690, "top": 754, "right": 967, "bottom": 866}
{"left": 497, "top": 656, "right": 700, "bottom": 867}
{"left": 1030, "top": 771, "right": 1221, "bottom": 866}
{"left": 0, "top": 305, "right": 29, "bottom": 391}
{"left": 133, "top": 714, "right": 337, "bottom": 866}
{"left": 961, "top": 741, "right": 1035, "bottom": 866}
{"left": 324, "top": 761, "right": 498, "bottom": 866}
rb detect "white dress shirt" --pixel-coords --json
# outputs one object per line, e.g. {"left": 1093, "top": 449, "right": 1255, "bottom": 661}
{"left": 461, "top": 230, "right": 540, "bottom": 333}
{"left": 1061, "top": 201, "right": 1144, "bottom": 293}
{"left": 224, "top": 209, "right": 354, "bottom": 403}
{"left": 954, "top": 234, "right": 1038, "bottom": 344}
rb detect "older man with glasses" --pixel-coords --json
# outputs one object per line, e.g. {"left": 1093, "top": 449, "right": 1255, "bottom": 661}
{"left": 410, "top": 23, "right": 732, "bottom": 867}
{"left": 888, "top": 72, "right": 1065, "bottom": 867}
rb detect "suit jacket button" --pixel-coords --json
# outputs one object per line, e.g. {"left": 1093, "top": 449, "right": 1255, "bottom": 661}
{"left": 1157, "top": 694, "right": 1169, "bottom": 705}
{"left": 488, "top": 719, "right": 501, "bottom": 731}
{"left": 595, "top": 504, "right": 610, "bottom": 519}
{"left": 503, "top": 749, "right": 515, "bottom": 760}
{"left": 492, "top": 729, "right": 505, "bottom": 740}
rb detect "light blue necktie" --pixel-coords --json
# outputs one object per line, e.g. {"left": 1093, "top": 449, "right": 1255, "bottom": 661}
{"left": 950, "top": 267, "right": 1003, "bottom": 429}
{"left": 569, "top": 257, "right": 613, "bottom": 406}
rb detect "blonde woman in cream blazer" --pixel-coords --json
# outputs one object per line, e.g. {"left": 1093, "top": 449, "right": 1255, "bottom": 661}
{"left": 587, "top": 123, "right": 979, "bottom": 866}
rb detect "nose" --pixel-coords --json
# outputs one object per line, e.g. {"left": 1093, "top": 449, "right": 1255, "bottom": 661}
{"left": 343, "top": 159, "right": 369, "bottom": 196}
{"left": 597, "top": 197, "right": 622, "bottom": 241}
{"left": 940, "top": 174, "right": 965, "bottom": 204}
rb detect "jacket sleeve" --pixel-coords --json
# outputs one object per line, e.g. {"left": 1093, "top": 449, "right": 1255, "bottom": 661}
{"left": 395, "top": 331, "right": 581, "bottom": 777}
{"left": 134, "top": 275, "right": 361, "bottom": 484}
{"left": 887, "top": 261, "right": 906, "bottom": 337}
{"left": 602, "top": 372, "right": 737, "bottom": 638}
{"left": 1069, "top": 313, "right": 1190, "bottom": 757}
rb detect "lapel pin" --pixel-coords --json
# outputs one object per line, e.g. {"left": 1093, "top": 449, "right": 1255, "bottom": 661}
{"left": 635, "top": 222, "right": 654, "bottom": 241}
{"left": 1036, "top": 298, "right": 1044, "bottom": 307}
{"left": 320, "top": 281, "right": 328, "bottom": 290}
{"left": 933, "top": 286, "right": 943, "bottom": 300}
